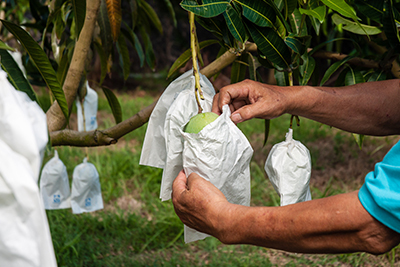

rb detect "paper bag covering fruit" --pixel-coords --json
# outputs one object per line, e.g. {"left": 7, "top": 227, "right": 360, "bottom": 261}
{"left": 181, "top": 105, "right": 253, "bottom": 243}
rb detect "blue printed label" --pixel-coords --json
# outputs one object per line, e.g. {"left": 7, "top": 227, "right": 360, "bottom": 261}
{"left": 53, "top": 194, "right": 61, "bottom": 204}
{"left": 85, "top": 197, "right": 92, "bottom": 207}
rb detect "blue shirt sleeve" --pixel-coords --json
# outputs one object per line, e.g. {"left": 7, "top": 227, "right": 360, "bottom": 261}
{"left": 359, "top": 140, "right": 400, "bottom": 233}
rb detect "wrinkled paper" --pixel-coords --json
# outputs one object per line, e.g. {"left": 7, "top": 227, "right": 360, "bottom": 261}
{"left": 40, "top": 150, "right": 71, "bottom": 210}
{"left": 0, "top": 70, "right": 57, "bottom": 267}
{"left": 76, "top": 81, "right": 98, "bottom": 132}
{"left": 140, "top": 69, "right": 215, "bottom": 201}
{"left": 265, "top": 128, "right": 312, "bottom": 206}
{"left": 140, "top": 70, "right": 254, "bottom": 243}
{"left": 181, "top": 105, "right": 253, "bottom": 243}
{"left": 70, "top": 158, "right": 103, "bottom": 214}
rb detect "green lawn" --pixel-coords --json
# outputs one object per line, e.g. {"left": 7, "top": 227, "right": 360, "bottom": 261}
{"left": 43, "top": 89, "right": 400, "bottom": 266}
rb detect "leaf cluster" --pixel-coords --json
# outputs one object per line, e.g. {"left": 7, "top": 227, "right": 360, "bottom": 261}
{"left": 0, "top": 0, "right": 174, "bottom": 124}
{"left": 175, "top": 0, "right": 400, "bottom": 88}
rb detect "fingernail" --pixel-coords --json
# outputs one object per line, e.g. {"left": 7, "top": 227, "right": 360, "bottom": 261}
{"left": 231, "top": 113, "right": 242, "bottom": 123}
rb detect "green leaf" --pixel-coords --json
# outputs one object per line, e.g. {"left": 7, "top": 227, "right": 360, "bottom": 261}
{"left": 93, "top": 41, "right": 107, "bottom": 85}
{"left": 195, "top": 16, "right": 224, "bottom": 38}
{"left": 231, "top": 54, "right": 248, "bottom": 84}
{"left": 289, "top": 8, "right": 307, "bottom": 36}
{"left": 130, "top": 0, "right": 138, "bottom": 30}
{"left": 139, "top": 25, "right": 156, "bottom": 71}
{"left": 56, "top": 50, "right": 71, "bottom": 86}
{"left": 299, "top": 6, "right": 326, "bottom": 23}
{"left": 309, "top": 15, "right": 321, "bottom": 35}
{"left": 299, "top": 53, "right": 315, "bottom": 85}
{"left": 247, "top": 52, "right": 257, "bottom": 80}
{"left": 1, "top": 20, "right": 69, "bottom": 120}
{"left": 282, "top": 0, "right": 297, "bottom": 20}
{"left": 234, "top": 0, "right": 276, "bottom": 28}
{"left": 263, "top": 0, "right": 291, "bottom": 32}
{"left": 72, "top": 0, "right": 86, "bottom": 37}
{"left": 274, "top": 69, "right": 289, "bottom": 86}
{"left": 331, "top": 13, "right": 382, "bottom": 35}
{"left": 285, "top": 36, "right": 306, "bottom": 55}
{"left": 367, "top": 70, "right": 386, "bottom": 82}
{"left": 257, "top": 49, "right": 274, "bottom": 69}
{"left": 352, "top": 133, "right": 364, "bottom": 149}
{"left": 344, "top": 66, "right": 365, "bottom": 86}
{"left": 163, "top": 0, "right": 177, "bottom": 27}
{"left": 117, "top": 33, "right": 131, "bottom": 81}
{"left": 354, "top": 0, "right": 383, "bottom": 23}
{"left": 319, "top": 55, "right": 354, "bottom": 86}
{"left": 102, "top": 87, "right": 122, "bottom": 124}
{"left": 223, "top": 4, "right": 247, "bottom": 43}
{"left": 0, "top": 40, "right": 15, "bottom": 51}
{"left": 180, "top": 0, "right": 229, "bottom": 18}
{"left": 121, "top": 22, "right": 145, "bottom": 67}
{"left": 98, "top": 0, "right": 113, "bottom": 59}
{"left": 382, "top": 0, "right": 400, "bottom": 48}
{"left": 247, "top": 24, "right": 291, "bottom": 69}
{"left": 167, "top": 39, "right": 218, "bottom": 79}
{"left": 139, "top": 0, "right": 163, "bottom": 34}
{"left": 0, "top": 50, "right": 38, "bottom": 103}
{"left": 320, "top": 0, "right": 357, "bottom": 19}
{"left": 274, "top": 16, "right": 286, "bottom": 37}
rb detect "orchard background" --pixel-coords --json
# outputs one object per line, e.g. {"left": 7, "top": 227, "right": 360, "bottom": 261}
{"left": 1, "top": 0, "right": 400, "bottom": 265}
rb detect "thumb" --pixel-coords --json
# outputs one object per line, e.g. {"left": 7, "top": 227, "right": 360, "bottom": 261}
{"left": 231, "top": 102, "right": 263, "bottom": 123}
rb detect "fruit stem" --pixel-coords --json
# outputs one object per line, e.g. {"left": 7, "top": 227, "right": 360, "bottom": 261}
{"left": 189, "top": 11, "right": 203, "bottom": 113}
{"left": 288, "top": 72, "right": 300, "bottom": 128}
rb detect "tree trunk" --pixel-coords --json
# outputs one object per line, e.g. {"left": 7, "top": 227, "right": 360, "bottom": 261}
{"left": 46, "top": 0, "right": 101, "bottom": 133}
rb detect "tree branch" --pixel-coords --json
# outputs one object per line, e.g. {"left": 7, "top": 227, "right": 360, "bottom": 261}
{"left": 50, "top": 45, "right": 243, "bottom": 147}
{"left": 310, "top": 50, "right": 382, "bottom": 70}
{"left": 46, "top": 0, "right": 100, "bottom": 133}
{"left": 51, "top": 101, "right": 157, "bottom": 146}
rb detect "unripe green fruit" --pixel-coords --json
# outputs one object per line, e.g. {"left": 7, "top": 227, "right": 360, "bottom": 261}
{"left": 184, "top": 112, "right": 219, "bottom": 133}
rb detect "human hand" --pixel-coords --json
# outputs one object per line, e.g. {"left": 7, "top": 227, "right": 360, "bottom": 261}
{"left": 212, "top": 79, "right": 289, "bottom": 123}
{"left": 172, "top": 170, "right": 232, "bottom": 238}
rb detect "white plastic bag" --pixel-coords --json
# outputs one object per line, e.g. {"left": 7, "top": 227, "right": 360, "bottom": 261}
{"left": 76, "top": 81, "right": 98, "bottom": 131}
{"left": 181, "top": 105, "right": 254, "bottom": 243}
{"left": 265, "top": 128, "right": 312, "bottom": 206}
{"left": 0, "top": 69, "right": 57, "bottom": 267}
{"left": 139, "top": 69, "right": 215, "bottom": 200}
{"left": 70, "top": 158, "right": 103, "bottom": 214}
{"left": 40, "top": 150, "right": 71, "bottom": 210}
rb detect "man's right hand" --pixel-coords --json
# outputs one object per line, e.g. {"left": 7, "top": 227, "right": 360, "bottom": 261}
{"left": 211, "top": 79, "right": 293, "bottom": 124}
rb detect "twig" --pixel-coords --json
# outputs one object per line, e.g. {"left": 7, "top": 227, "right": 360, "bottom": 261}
{"left": 189, "top": 12, "right": 203, "bottom": 113}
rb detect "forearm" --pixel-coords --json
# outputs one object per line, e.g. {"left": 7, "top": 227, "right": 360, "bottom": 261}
{"left": 285, "top": 79, "right": 400, "bottom": 135}
{"left": 216, "top": 191, "right": 400, "bottom": 254}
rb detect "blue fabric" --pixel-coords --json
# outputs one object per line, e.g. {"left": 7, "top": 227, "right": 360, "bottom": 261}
{"left": 359, "top": 140, "right": 400, "bottom": 233}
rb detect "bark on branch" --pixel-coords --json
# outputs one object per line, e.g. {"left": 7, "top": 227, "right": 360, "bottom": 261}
{"left": 46, "top": 0, "right": 100, "bottom": 133}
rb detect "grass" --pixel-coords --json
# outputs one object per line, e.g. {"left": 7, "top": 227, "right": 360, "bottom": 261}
{"left": 42, "top": 88, "right": 400, "bottom": 266}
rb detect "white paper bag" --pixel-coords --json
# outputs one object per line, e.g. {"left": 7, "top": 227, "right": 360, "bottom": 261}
{"left": 181, "top": 105, "right": 254, "bottom": 243}
{"left": 0, "top": 69, "right": 57, "bottom": 267}
{"left": 76, "top": 81, "right": 98, "bottom": 132}
{"left": 265, "top": 128, "right": 312, "bottom": 206}
{"left": 40, "top": 150, "right": 71, "bottom": 210}
{"left": 71, "top": 158, "right": 103, "bottom": 214}
{"left": 139, "top": 69, "right": 215, "bottom": 201}
{"left": 0, "top": 71, "right": 47, "bottom": 180}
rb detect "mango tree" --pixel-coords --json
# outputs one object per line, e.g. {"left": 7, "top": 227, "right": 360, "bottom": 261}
{"left": 0, "top": 0, "right": 399, "bottom": 147}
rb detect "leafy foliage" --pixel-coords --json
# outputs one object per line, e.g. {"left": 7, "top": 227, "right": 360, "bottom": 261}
{"left": 175, "top": 0, "right": 399, "bottom": 88}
